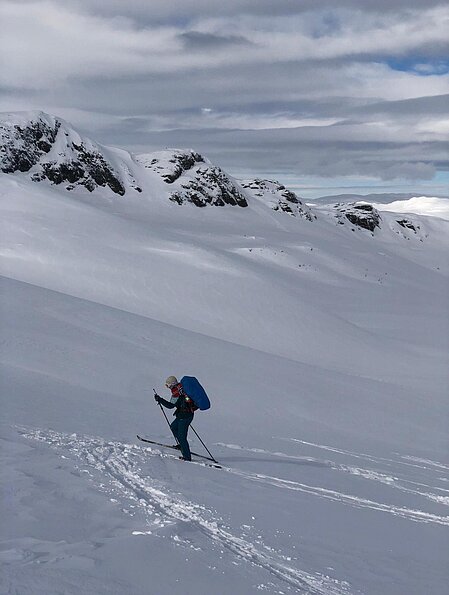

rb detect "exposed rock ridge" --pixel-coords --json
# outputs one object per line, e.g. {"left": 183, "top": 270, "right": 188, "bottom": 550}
{"left": 0, "top": 112, "right": 125, "bottom": 195}
{"left": 136, "top": 149, "right": 205, "bottom": 183}
{"left": 242, "top": 179, "right": 315, "bottom": 220}
{"left": 137, "top": 149, "right": 248, "bottom": 207}
{"left": 1, "top": 116, "right": 60, "bottom": 174}
{"left": 334, "top": 202, "right": 381, "bottom": 232}
{"left": 170, "top": 165, "right": 248, "bottom": 207}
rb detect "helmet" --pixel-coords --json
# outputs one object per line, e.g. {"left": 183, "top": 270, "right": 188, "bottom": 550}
{"left": 165, "top": 376, "right": 178, "bottom": 388}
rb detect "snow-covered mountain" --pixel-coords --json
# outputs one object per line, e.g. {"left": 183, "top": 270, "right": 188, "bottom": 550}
{"left": 1, "top": 111, "right": 449, "bottom": 595}
{"left": 135, "top": 149, "right": 249, "bottom": 207}
{"left": 241, "top": 178, "right": 315, "bottom": 219}
{"left": 0, "top": 111, "right": 134, "bottom": 195}
{"left": 1, "top": 111, "right": 435, "bottom": 242}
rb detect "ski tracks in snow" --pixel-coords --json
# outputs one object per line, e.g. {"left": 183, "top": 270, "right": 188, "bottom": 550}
{"left": 20, "top": 427, "right": 351, "bottom": 595}
{"left": 217, "top": 441, "right": 449, "bottom": 525}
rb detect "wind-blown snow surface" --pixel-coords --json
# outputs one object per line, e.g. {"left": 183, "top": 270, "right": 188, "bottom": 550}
{"left": 1, "top": 141, "right": 449, "bottom": 592}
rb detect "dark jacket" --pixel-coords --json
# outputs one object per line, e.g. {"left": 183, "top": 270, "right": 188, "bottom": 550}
{"left": 157, "top": 383, "right": 197, "bottom": 419}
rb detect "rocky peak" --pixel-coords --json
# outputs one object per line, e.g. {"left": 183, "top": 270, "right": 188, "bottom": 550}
{"left": 242, "top": 179, "right": 315, "bottom": 220}
{"left": 136, "top": 149, "right": 205, "bottom": 183}
{"left": 136, "top": 149, "right": 248, "bottom": 207}
{"left": 170, "top": 165, "right": 248, "bottom": 207}
{"left": 0, "top": 111, "right": 126, "bottom": 195}
{"left": 333, "top": 202, "right": 381, "bottom": 232}
{"left": 1, "top": 111, "right": 60, "bottom": 174}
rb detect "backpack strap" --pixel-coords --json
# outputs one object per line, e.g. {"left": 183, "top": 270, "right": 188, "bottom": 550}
{"left": 171, "top": 384, "right": 197, "bottom": 414}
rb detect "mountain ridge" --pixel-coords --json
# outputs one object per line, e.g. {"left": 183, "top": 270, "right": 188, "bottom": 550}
{"left": 1, "top": 110, "right": 439, "bottom": 240}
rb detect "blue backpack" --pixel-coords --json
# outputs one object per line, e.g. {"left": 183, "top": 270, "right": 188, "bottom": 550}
{"left": 180, "top": 376, "right": 211, "bottom": 411}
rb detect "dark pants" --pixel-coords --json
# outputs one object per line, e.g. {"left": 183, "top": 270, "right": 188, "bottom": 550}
{"left": 170, "top": 415, "right": 193, "bottom": 461}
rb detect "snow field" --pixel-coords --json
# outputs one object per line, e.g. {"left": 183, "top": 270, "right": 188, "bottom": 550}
{"left": 1, "top": 158, "right": 448, "bottom": 593}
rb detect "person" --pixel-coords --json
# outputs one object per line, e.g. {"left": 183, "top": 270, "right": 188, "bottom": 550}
{"left": 154, "top": 376, "right": 197, "bottom": 461}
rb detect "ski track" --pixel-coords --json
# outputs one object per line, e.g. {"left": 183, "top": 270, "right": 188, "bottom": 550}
{"left": 20, "top": 427, "right": 352, "bottom": 595}
{"left": 217, "top": 443, "right": 449, "bottom": 516}
{"left": 282, "top": 438, "right": 449, "bottom": 474}
{"left": 282, "top": 438, "right": 449, "bottom": 492}
{"left": 398, "top": 455, "right": 449, "bottom": 472}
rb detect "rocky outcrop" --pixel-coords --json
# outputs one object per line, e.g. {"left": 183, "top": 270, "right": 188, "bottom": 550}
{"left": 137, "top": 149, "right": 205, "bottom": 183}
{"left": 242, "top": 179, "right": 315, "bottom": 220}
{"left": 31, "top": 142, "right": 126, "bottom": 195}
{"left": 0, "top": 112, "right": 126, "bottom": 195}
{"left": 1, "top": 116, "right": 60, "bottom": 174}
{"left": 396, "top": 219, "right": 417, "bottom": 232}
{"left": 170, "top": 165, "right": 248, "bottom": 207}
{"left": 137, "top": 149, "right": 248, "bottom": 207}
{"left": 334, "top": 202, "right": 381, "bottom": 232}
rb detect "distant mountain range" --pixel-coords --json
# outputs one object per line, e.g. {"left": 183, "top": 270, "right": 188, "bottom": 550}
{"left": 309, "top": 192, "right": 448, "bottom": 205}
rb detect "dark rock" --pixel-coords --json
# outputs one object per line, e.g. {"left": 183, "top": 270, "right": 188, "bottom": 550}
{"left": 140, "top": 149, "right": 206, "bottom": 184}
{"left": 333, "top": 202, "right": 381, "bottom": 232}
{"left": 353, "top": 204, "right": 374, "bottom": 212}
{"left": 1, "top": 114, "right": 126, "bottom": 195}
{"left": 397, "top": 219, "right": 417, "bottom": 232}
{"left": 1, "top": 119, "right": 60, "bottom": 174}
{"left": 241, "top": 179, "right": 314, "bottom": 220}
{"left": 164, "top": 151, "right": 205, "bottom": 183}
{"left": 169, "top": 165, "right": 248, "bottom": 207}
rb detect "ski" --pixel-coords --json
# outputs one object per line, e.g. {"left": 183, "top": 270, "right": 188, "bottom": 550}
{"left": 171, "top": 454, "right": 222, "bottom": 469}
{"left": 136, "top": 435, "right": 220, "bottom": 466}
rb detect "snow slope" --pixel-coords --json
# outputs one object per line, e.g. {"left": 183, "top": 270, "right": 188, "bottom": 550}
{"left": 1, "top": 112, "right": 449, "bottom": 595}
{"left": 2, "top": 276, "right": 448, "bottom": 595}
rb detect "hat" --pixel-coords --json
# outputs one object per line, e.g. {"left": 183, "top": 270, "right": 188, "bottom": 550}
{"left": 165, "top": 376, "right": 178, "bottom": 388}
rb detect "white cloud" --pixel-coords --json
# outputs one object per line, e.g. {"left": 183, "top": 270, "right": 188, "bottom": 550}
{"left": 0, "top": 0, "right": 447, "bottom": 187}
{"left": 2, "top": 2, "right": 448, "bottom": 89}
{"left": 143, "top": 109, "right": 341, "bottom": 132}
{"left": 0, "top": 2, "right": 182, "bottom": 87}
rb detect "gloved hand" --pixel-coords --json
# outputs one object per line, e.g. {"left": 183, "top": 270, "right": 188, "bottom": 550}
{"left": 154, "top": 394, "right": 162, "bottom": 403}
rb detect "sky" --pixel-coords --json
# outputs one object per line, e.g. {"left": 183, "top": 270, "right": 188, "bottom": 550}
{"left": 1, "top": 0, "right": 448, "bottom": 197}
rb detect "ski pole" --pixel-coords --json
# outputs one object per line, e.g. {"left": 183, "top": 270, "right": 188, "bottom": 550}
{"left": 153, "top": 388, "right": 180, "bottom": 446}
{"left": 190, "top": 424, "right": 219, "bottom": 464}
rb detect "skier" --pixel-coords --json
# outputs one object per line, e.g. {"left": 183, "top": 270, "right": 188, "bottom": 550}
{"left": 154, "top": 375, "right": 197, "bottom": 461}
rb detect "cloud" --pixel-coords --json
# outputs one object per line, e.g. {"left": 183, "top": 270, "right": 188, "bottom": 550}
{"left": 179, "top": 31, "right": 253, "bottom": 50}
{"left": 2, "top": 2, "right": 448, "bottom": 88}
{"left": 14, "top": 0, "right": 447, "bottom": 21}
{"left": 111, "top": 120, "right": 447, "bottom": 182}
{"left": 0, "top": 0, "right": 448, "bottom": 189}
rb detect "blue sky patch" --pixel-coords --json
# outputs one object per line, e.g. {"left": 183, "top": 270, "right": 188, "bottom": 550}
{"left": 386, "top": 57, "right": 449, "bottom": 76}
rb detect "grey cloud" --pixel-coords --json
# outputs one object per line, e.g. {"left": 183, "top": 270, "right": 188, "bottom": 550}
{"left": 29, "top": 0, "right": 448, "bottom": 22}
{"left": 1, "top": 0, "right": 447, "bottom": 190}
{"left": 0, "top": 84, "right": 39, "bottom": 97}
{"left": 355, "top": 94, "right": 449, "bottom": 117}
{"left": 380, "top": 162, "right": 436, "bottom": 180}
{"left": 3, "top": 3, "right": 448, "bottom": 88}
{"left": 114, "top": 123, "right": 447, "bottom": 181}
{"left": 179, "top": 31, "right": 253, "bottom": 50}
